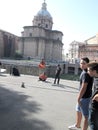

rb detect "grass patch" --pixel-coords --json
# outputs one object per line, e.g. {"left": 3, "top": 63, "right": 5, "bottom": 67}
{"left": 61, "top": 74, "right": 79, "bottom": 81}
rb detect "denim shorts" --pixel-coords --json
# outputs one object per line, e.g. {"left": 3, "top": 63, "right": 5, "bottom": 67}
{"left": 76, "top": 98, "right": 90, "bottom": 117}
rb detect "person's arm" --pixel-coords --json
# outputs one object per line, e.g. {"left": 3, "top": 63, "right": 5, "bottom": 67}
{"left": 92, "top": 94, "right": 98, "bottom": 102}
{"left": 78, "top": 82, "right": 88, "bottom": 105}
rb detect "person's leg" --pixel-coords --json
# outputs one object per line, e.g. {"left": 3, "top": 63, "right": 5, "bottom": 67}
{"left": 57, "top": 76, "right": 60, "bottom": 84}
{"left": 68, "top": 103, "right": 82, "bottom": 129}
{"left": 54, "top": 77, "right": 56, "bottom": 84}
{"left": 76, "top": 111, "right": 82, "bottom": 128}
{"left": 80, "top": 98, "right": 90, "bottom": 130}
{"left": 54, "top": 75, "right": 57, "bottom": 84}
{"left": 82, "top": 116, "right": 88, "bottom": 130}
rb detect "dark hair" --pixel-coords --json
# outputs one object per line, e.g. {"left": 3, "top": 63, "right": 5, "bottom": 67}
{"left": 81, "top": 57, "right": 89, "bottom": 63}
{"left": 88, "top": 62, "right": 98, "bottom": 73}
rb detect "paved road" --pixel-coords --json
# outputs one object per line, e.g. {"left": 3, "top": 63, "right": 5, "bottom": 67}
{"left": 0, "top": 74, "right": 90, "bottom": 130}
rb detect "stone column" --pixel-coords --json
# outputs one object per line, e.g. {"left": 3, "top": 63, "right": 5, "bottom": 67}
{"left": 74, "top": 64, "right": 79, "bottom": 75}
{"left": 65, "top": 63, "right": 68, "bottom": 74}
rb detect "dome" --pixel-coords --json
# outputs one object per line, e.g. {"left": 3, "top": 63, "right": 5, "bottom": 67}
{"left": 37, "top": 9, "right": 52, "bottom": 18}
{"left": 36, "top": 2, "right": 52, "bottom": 18}
{"left": 33, "top": 1, "right": 53, "bottom": 30}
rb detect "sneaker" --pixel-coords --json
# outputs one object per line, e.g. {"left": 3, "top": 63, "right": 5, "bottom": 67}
{"left": 68, "top": 124, "right": 81, "bottom": 130}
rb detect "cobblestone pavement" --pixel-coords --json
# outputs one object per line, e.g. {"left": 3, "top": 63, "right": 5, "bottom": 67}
{"left": 0, "top": 74, "right": 90, "bottom": 130}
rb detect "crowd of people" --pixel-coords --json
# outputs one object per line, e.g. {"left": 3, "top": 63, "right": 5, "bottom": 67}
{"left": 1, "top": 57, "right": 98, "bottom": 130}
{"left": 38, "top": 57, "right": 98, "bottom": 130}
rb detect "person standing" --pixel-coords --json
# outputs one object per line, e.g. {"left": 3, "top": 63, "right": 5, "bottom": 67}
{"left": 54, "top": 64, "right": 62, "bottom": 85}
{"left": 38, "top": 59, "right": 46, "bottom": 75}
{"left": 87, "top": 62, "right": 98, "bottom": 130}
{"left": 68, "top": 57, "right": 93, "bottom": 130}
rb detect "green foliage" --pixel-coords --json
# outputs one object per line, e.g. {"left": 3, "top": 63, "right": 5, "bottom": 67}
{"left": 61, "top": 74, "right": 79, "bottom": 81}
{"left": 14, "top": 52, "right": 23, "bottom": 59}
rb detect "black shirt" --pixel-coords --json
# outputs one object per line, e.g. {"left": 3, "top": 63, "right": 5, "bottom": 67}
{"left": 79, "top": 70, "right": 93, "bottom": 98}
{"left": 55, "top": 66, "right": 61, "bottom": 76}
{"left": 91, "top": 90, "right": 98, "bottom": 110}
{"left": 91, "top": 77, "right": 98, "bottom": 110}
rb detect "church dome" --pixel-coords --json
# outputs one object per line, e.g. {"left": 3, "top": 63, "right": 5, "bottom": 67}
{"left": 33, "top": 1, "right": 53, "bottom": 30}
{"left": 37, "top": 2, "right": 52, "bottom": 18}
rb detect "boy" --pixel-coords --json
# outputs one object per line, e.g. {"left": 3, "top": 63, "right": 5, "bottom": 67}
{"left": 88, "top": 62, "right": 98, "bottom": 130}
{"left": 68, "top": 57, "right": 93, "bottom": 130}
{"left": 54, "top": 64, "right": 62, "bottom": 85}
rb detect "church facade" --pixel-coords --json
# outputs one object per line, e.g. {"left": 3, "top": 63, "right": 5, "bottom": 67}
{"left": 18, "top": 1, "right": 63, "bottom": 61}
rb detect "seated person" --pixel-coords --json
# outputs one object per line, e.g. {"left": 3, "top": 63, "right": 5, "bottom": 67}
{"left": 39, "top": 72, "right": 47, "bottom": 81}
{"left": 12, "top": 67, "right": 20, "bottom": 76}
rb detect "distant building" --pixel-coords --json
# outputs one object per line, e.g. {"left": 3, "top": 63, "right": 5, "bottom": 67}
{"left": 1, "top": 0, "right": 98, "bottom": 62}
{"left": 79, "top": 44, "right": 98, "bottom": 61}
{"left": 68, "top": 41, "right": 85, "bottom": 63}
{"left": 0, "top": 29, "right": 19, "bottom": 58}
{"left": 69, "top": 34, "right": 98, "bottom": 62}
{"left": 18, "top": 1, "right": 63, "bottom": 61}
{"left": 0, "top": 1, "right": 63, "bottom": 61}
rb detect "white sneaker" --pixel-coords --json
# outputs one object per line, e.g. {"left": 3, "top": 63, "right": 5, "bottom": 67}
{"left": 68, "top": 124, "right": 81, "bottom": 130}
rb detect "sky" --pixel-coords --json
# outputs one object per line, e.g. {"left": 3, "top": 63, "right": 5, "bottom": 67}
{"left": 0, "top": 0, "right": 98, "bottom": 54}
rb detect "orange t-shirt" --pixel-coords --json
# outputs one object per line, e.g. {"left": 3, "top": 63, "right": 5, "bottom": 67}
{"left": 39, "top": 62, "right": 46, "bottom": 69}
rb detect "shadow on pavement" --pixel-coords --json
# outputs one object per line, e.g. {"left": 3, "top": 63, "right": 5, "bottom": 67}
{"left": 0, "top": 85, "right": 53, "bottom": 130}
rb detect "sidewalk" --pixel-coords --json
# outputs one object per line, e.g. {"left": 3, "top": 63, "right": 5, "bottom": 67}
{"left": 0, "top": 74, "right": 87, "bottom": 130}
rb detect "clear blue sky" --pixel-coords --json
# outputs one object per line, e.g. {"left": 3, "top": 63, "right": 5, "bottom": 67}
{"left": 0, "top": 0, "right": 98, "bottom": 54}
